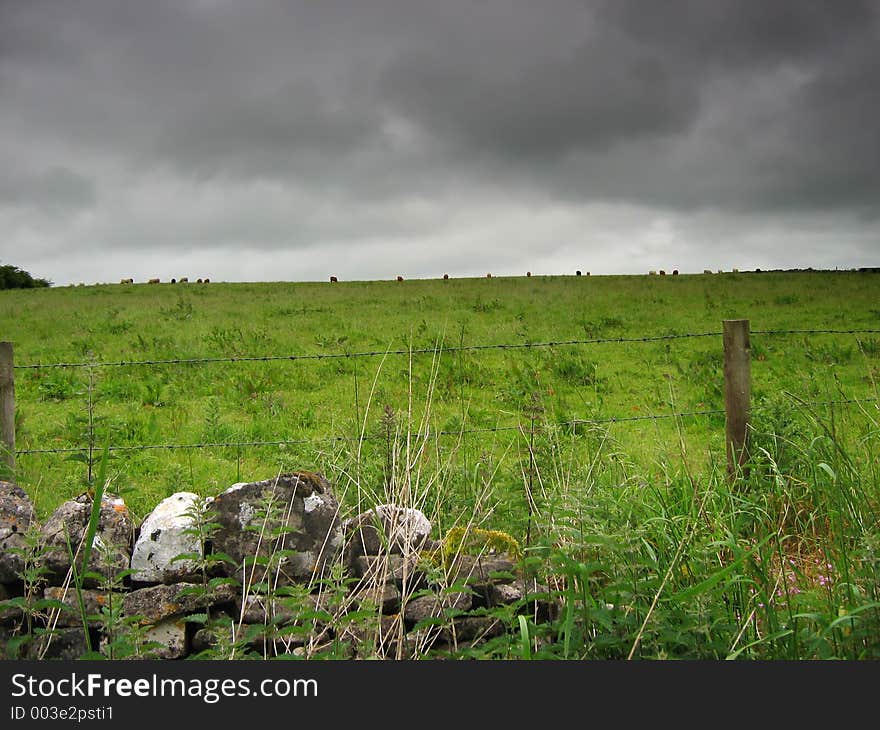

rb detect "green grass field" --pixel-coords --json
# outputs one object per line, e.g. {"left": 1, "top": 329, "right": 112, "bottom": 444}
{"left": 2, "top": 270, "right": 877, "bottom": 518}
{"left": 2, "top": 270, "right": 879, "bottom": 658}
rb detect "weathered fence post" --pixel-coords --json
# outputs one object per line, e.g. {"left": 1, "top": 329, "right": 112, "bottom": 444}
{"left": 0, "top": 341, "right": 14, "bottom": 473}
{"left": 723, "top": 320, "right": 750, "bottom": 481}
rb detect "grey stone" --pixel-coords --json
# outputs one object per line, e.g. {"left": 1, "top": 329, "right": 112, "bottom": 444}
{"left": 487, "top": 581, "right": 525, "bottom": 606}
{"left": 122, "top": 582, "right": 237, "bottom": 624}
{"left": 354, "top": 553, "right": 426, "bottom": 590}
{"left": 445, "top": 554, "right": 517, "bottom": 587}
{"left": 131, "top": 492, "right": 204, "bottom": 584}
{"left": 140, "top": 618, "right": 187, "bottom": 659}
{"left": 487, "top": 579, "right": 559, "bottom": 621}
{"left": 43, "top": 586, "right": 124, "bottom": 628}
{"left": 41, "top": 493, "right": 134, "bottom": 587}
{"left": 350, "top": 582, "right": 401, "bottom": 615}
{"left": 27, "top": 628, "right": 89, "bottom": 660}
{"left": 403, "top": 591, "right": 472, "bottom": 626}
{"left": 338, "top": 614, "right": 404, "bottom": 657}
{"left": 343, "top": 504, "right": 432, "bottom": 561}
{"left": 238, "top": 592, "right": 327, "bottom": 626}
{"left": 0, "top": 481, "right": 36, "bottom": 583}
{"left": 209, "top": 472, "right": 343, "bottom": 584}
{"left": 448, "top": 615, "right": 506, "bottom": 643}
{"left": 0, "top": 582, "right": 24, "bottom": 625}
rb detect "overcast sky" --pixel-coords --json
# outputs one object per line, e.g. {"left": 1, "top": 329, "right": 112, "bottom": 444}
{"left": 1, "top": 1, "right": 878, "bottom": 286}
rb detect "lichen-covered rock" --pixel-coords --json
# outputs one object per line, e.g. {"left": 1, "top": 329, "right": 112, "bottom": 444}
{"left": 40, "top": 493, "right": 133, "bottom": 587}
{"left": 209, "top": 472, "right": 343, "bottom": 585}
{"left": 27, "top": 628, "right": 89, "bottom": 660}
{"left": 0, "top": 481, "right": 36, "bottom": 583}
{"left": 43, "top": 586, "right": 124, "bottom": 628}
{"left": 350, "top": 582, "right": 401, "bottom": 615}
{"left": 354, "top": 553, "right": 426, "bottom": 590}
{"left": 338, "top": 614, "right": 404, "bottom": 657}
{"left": 447, "top": 615, "right": 506, "bottom": 643}
{"left": 238, "top": 591, "right": 327, "bottom": 625}
{"left": 343, "top": 504, "right": 432, "bottom": 561}
{"left": 122, "top": 582, "right": 237, "bottom": 624}
{"left": 486, "top": 579, "right": 559, "bottom": 621}
{"left": 140, "top": 618, "right": 187, "bottom": 659}
{"left": 445, "top": 554, "right": 517, "bottom": 588}
{"left": 403, "top": 591, "right": 472, "bottom": 626}
{"left": 130, "top": 492, "right": 203, "bottom": 584}
{"left": 0, "top": 582, "right": 24, "bottom": 626}
{"left": 487, "top": 581, "right": 525, "bottom": 606}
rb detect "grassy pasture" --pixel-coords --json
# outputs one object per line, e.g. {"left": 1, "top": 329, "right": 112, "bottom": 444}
{"left": 2, "top": 270, "right": 876, "bottom": 517}
{"left": 2, "top": 270, "right": 879, "bottom": 658}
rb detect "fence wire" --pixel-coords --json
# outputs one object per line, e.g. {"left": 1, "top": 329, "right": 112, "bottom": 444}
{"left": 13, "top": 327, "right": 880, "bottom": 372}
{"left": 15, "top": 397, "right": 879, "bottom": 457}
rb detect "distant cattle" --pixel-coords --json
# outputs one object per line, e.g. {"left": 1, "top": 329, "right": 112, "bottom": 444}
{"left": 180, "top": 277, "right": 188, "bottom": 283}
{"left": 672, "top": 270, "right": 679, "bottom": 276}
{"left": 196, "top": 278, "right": 203, "bottom": 283}
{"left": 486, "top": 273, "right": 492, "bottom": 278}
{"left": 330, "top": 276, "right": 338, "bottom": 282}
{"left": 202, "top": 278, "right": 210, "bottom": 283}
{"left": 649, "top": 271, "right": 657, "bottom": 275}
{"left": 120, "top": 278, "right": 133, "bottom": 284}
{"left": 576, "top": 270, "right": 582, "bottom": 276}
{"left": 171, "top": 278, "right": 177, "bottom": 284}
{"left": 148, "top": 278, "right": 160, "bottom": 284}
{"left": 397, "top": 276, "right": 404, "bottom": 282}
{"left": 659, "top": 270, "right": 666, "bottom": 276}
{"left": 703, "top": 269, "right": 712, "bottom": 274}
{"left": 443, "top": 274, "right": 449, "bottom": 280}
{"left": 526, "top": 271, "right": 532, "bottom": 277}
{"left": 732, "top": 268, "right": 739, "bottom": 273}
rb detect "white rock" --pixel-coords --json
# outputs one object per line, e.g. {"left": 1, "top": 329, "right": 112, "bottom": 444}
{"left": 374, "top": 504, "right": 432, "bottom": 544}
{"left": 144, "top": 618, "right": 187, "bottom": 659}
{"left": 303, "top": 494, "right": 324, "bottom": 513}
{"left": 130, "top": 492, "right": 203, "bottom": 583}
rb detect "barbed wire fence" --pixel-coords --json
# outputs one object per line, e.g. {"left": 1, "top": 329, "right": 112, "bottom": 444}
{"left": 2, "top": 324, "right": 879, "bottom": 482}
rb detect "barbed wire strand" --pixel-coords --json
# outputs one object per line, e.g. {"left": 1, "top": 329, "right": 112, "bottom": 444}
{"left": 13, "top": 332, "right": 723, "bottom": 370}
{"left": 15, "top": 397, "right": 877, "bottom": 456}
{"left": 14, "top": 328, "right": 880, "bottom": 371}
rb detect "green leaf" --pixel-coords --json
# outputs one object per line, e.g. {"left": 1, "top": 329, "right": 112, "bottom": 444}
{"left": 518, "top": 615, "right": 532, "bottom": 660}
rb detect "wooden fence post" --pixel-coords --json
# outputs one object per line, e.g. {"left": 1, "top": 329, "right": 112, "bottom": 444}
{"left": 0, "top": 341, "right": 14, "bottom": 474}
{"left": 723, "top": 320, "right": 750, "bottom": 481}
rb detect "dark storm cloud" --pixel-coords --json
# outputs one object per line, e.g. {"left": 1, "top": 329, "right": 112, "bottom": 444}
{"left": 0, "top": 0, "right": 878, "bottom": 283}
{"left": 0, "top": 165, "right": 96, "bottom": 212}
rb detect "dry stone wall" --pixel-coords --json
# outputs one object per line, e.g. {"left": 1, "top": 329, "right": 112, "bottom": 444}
{"left": 0, "top": 476, "right": 553, "bottom": 660}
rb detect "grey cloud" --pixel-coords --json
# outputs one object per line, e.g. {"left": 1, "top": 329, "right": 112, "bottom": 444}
{"left": 0, "top": 0, "right": 878, "bottom": 282}
{"left": 0, "top": 166, "right": 96, "bottom": 212}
